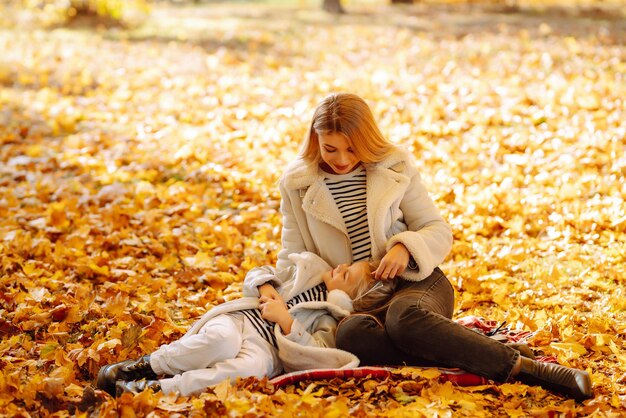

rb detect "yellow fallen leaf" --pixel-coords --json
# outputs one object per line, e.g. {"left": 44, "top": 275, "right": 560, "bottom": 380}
{"left": 414, "top": 368, "right": 442, "bottom": 379}
{"left": 499, "top": 383, "right": 528, "bottom": 396}
{"left": 64, "top": 383, "right": 84, "bottom": 397}
{"left": 184, "top": 251, "right": 213, "bottom": 269}
{"left": 22, "top": 262, "right": 43, "bottom": 278}
{"left": 550, "top": 342, "right": 588, "bottom": 356}
{"left": 47, "top": 201, "right": 70, "bottom": 229}
{"left": 97, "top": 339, "right": 121, "bottom": 352}
{"left": 88, "top": 263, "right": 109, "bottom": 276}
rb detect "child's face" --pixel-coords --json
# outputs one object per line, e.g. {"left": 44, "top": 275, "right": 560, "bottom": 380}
{"left": 318, "top": 132, "right": 360, "bottom": 175}
{"left": 322, "top": 261, "right": 371, "bottom": 298}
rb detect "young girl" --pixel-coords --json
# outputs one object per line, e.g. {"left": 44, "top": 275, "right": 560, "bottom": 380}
{"left": 96, "top": 252, "right": 375, "bottom": 397}
{"left": 258, "top": 93, "right": 592, "bottom": 401}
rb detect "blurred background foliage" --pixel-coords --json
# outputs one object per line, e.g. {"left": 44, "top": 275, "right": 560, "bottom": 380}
{"left": 2, "top": 0, "right": 624, "bottom": 28}
{"left": 4, "top": 0, "right": 152, "bottom": 27}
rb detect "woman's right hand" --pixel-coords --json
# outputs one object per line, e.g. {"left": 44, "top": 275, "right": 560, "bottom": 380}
{"left": 374, "top": 243, "right": 410, "bottom": 280}
{"left": 258, "top": 283, "right": 285, "bottom": 305}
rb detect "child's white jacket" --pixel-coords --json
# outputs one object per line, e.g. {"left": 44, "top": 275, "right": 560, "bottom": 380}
{"left": 183, "top": 252, "right": 359, "bottom": 374}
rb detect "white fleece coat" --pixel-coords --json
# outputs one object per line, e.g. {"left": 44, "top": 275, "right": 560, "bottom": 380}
{"left": 183, "top": 252, "right": 359, "bottom": 373}
{"left": 277, "top": 147, "right": 452, "bottom": 282}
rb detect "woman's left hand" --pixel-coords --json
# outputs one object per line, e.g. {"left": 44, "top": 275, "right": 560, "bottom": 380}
{"left": 374, "top": 243, "right": 410, "bottom": 280}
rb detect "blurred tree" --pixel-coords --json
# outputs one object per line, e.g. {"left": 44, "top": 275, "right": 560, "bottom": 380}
{"left": 322, "top": 0, "right": 345, "bottom": 14}
{"left": 323, "top": 0, "right": 416, "bottom": 14}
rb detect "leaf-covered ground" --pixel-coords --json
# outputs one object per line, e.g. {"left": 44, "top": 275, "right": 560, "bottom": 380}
{"left": 1, "top": 1, "right": 625, "bottom": 416}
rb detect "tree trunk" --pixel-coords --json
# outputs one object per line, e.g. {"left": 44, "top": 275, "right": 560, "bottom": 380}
{"left": 322, "top": 0, "right": 345, "bottom": 14}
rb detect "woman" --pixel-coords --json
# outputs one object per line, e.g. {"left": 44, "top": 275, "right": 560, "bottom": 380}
{"left": 257, "top": 93, "right": 592, "bottom": 401}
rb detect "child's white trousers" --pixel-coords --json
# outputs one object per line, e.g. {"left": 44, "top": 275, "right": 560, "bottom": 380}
{"left": 150, "top": 313, "right": 281, "bottom": 396}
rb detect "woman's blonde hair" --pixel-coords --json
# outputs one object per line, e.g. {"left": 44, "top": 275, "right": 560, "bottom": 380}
{"left": 300, "top": 93, "right": 395, "bottom": 164}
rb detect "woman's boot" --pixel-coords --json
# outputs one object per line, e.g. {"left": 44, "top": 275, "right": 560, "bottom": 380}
{"left": 517, "top": 357, "right": 592, "bottom": 401}
{"left": 115, "top": 379, "right": 162, "bottom": 396}
{"left": 96, "top": 355, "right": 157, "bottom": 396}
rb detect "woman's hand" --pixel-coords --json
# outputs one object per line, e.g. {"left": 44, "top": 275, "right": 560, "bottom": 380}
{"left": 259, "top": 295, "right": 293, "bottom": 334}
{"left": 374, "top": 243, "right": 410, "bottom": 280}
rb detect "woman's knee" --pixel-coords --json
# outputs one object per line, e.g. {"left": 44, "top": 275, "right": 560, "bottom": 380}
{"left": 392, "top": 274, "right": 455, "bottom": 319}
{"left": 336, "top": 314, "right": 384, "bottom": 352}
{"left": 385, "top": 298, "right": 429, "bottom": 340}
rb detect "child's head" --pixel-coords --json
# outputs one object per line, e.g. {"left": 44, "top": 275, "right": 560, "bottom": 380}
{"left": 300, "top": 93, "right": 394, "bottom": 167}
{"left": 321, "top": 260, "right": 373, "bottom": 299}
{"left": 322, "top": 260, "right": 395, "bottom": 310}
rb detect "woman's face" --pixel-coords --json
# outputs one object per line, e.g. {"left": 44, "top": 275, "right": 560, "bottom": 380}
{"left": 318, "top": 132, "right": 360, "bottom": 175}
{"left": 322, "top": 261, "right": 371, "bottom": 298}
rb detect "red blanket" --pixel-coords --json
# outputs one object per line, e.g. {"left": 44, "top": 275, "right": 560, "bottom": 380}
{"left": 271, "top": 366, "right": 489, "bottom": 388}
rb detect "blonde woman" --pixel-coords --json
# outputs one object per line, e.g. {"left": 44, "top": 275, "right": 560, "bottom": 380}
{"left": 256, "top": 93, "right": 592, "bottom": 401}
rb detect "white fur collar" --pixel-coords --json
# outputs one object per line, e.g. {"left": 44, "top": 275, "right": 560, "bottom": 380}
{"left": 327, "top": 289, "right": 354, "bottom": 313}
{"left": 282, "top": 147, "right": 413, "bottom": 191}
{"left": 286, "top": 253, "right": 354, "bottom": 314}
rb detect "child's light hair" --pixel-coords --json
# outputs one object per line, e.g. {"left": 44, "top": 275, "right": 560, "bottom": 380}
{"left": 351, "top": 260, "right": 397, "bottom": 313}
{"left": 300, "top": 93, "right": 395, "bottom": 164}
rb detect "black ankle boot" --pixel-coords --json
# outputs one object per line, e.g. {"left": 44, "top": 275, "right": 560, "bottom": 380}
{"left": 517, "top": 357, "right": 592, "bottom": 401}
{"left": 115, "top": 379, "right": 161, "bottom": 396}
{"left": 96, "top": 355, "right": 157, "bottom": 396}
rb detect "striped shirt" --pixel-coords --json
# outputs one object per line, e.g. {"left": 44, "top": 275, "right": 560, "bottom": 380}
{"left": 324, "top": 166, "right": 372, "bottom": 262}
{"left": 241, "top": 283, "right": 328, "bottom": 347}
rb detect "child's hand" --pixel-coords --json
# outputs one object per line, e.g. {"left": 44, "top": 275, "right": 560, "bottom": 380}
{"left": 374, "top": 243, "right": 410, "bottom": 280}
{"left": 258, "top": 283, "right": 284, "bottom": 304}
{"left": 259, "top": 296, "right": 293, "bottom": 334}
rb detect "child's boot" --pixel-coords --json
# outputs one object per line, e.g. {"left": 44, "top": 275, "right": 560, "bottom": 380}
{"left": 115, "top": 379, "right": 161, "bottom": 396}
{"left": 96, "top": 356, "right": 157, "bottom": 396}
